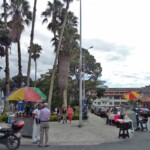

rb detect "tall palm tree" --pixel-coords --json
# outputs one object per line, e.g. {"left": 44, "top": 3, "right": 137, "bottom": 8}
{"left": 42, "top": 0, "right": 64, "bottom": 37}
{"left": 41, "top": 0, "right": 63, "bottom": 108}
{"left": 27, "top": 0, "right": 37, "bottom": 87}
{"left": 48, "top": 0, "right": 73, "bottom": 109}
{"left": 0, "top": 0, "right": 12, "bottom": 112}
{"left": 8, "top": 0, "right": 32, "bottom": 88}
{"left": 58, "top": 11, "right": 79, "bottom": 105}
{"left": 28, "top": 43, "right": 42, "bottom": 87}
{"left": 1, "top": 0, "right": 10, "bottom": 94}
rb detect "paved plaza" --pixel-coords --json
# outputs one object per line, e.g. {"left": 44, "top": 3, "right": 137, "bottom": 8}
{"left": 0, "top": 113, "right": 134, "bottom": 146}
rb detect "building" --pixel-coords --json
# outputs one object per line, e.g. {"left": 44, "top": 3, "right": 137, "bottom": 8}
{"left": 141, "top": 85, "right": 150, "bottom": 96}
{"left": 93, "top": 87, "right": 141, "bottom": 107}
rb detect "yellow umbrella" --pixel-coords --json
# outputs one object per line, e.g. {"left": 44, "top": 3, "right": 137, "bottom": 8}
{"left": 122, "top": 91, "right": 141, "bottom": 100}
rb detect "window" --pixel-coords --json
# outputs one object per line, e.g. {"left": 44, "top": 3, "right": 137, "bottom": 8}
{"left": 98, "top": 102, "right": 101, "bottom": 105}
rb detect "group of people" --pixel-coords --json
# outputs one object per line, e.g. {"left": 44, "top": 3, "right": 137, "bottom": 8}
{"left": 32, "top": 102, "right": 50, "bottom": 147}
{"left": 57, "top": 105, "right": 74, "bottom": 124}
{"left": 32, "top": 103, "right": 74, "bottom": 147}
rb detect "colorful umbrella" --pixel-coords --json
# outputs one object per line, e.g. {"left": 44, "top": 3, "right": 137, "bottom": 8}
{"left": 122, "top": 91, "right": 141, "bottom": 100}
{"left": 2, "top": 87, "right": 47, "bottom": 102}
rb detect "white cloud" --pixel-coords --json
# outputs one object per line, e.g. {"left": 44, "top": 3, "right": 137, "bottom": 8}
{"left": 1, "top": 0, "right": 150, "bottom": 88}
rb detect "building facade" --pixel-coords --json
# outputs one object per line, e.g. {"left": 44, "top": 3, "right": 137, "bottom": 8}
{"left": 93, "top": 87, "right": 141, "bottom": 107}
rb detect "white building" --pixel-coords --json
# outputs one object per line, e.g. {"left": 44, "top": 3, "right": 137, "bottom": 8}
{"left": 92, "top": 87, "right": 141, "bottom": 107}
{"left": 92, "top": 97, "right": 127, "bottom": 107}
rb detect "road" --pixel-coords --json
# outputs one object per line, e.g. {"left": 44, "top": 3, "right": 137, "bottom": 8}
{"left": 0, "top": 131, "right": 149, "bottom": 150}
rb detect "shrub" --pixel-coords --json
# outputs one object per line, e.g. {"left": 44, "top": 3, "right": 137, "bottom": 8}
{"left": 0, "top": 114, "right": 8, "bottom": 122}
{"left": 50, "top": 114, "right": 57, "bottom": 122}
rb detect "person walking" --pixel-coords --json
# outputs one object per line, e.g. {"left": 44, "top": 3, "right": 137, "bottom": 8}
{"left": 62, "top": 105, "right": 67, "bottom": 124}
{"left": 67, "top": 105, "right": 73, "bottom": 123}
{"left": 57, "top": 107, "right": 62, "bottom": 122}
{"left": 32, "top": 103, "right": 41, "bottom": 143}
{"left": 38, "top": 103, "right": 50, "bottom": 147}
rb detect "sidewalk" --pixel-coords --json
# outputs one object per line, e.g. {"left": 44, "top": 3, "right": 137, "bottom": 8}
{"left": 0, "top": 113, "right": 134, "bottom": 146}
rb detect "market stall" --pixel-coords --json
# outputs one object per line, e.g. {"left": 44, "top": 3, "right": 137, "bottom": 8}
{"left": 2, "top": 87, "right": 47, "bottom": 137}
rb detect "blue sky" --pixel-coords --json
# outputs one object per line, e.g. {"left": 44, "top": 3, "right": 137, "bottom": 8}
{"left": 1, "top": 0, "right": 150, "bottom": 88}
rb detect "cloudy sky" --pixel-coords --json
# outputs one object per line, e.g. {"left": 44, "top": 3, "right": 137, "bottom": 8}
{"left": 1, "top": 0, "right": 150, "bottom": 88}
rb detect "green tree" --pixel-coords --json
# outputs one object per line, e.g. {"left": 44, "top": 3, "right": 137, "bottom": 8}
{"left": 58, "top": 11, "right": 79, "bottom": 106}
{"left": 27, "top": 0, "right": 37, "bottom": 87}
{"left": 69, "top": 48, "right": 103, "bottom": 104}
{"left": 28, "top": 43, "right": 42, "bottom": 87}
{"left": 42, "top": 0, "right": 64, "bottom": 37}
{"left": 96, "top": 88, "right": 105, "bottom": 98}
{"left": 0, "top": 0, "right": 12, "bottom": 113}
{"left": 42, "top": 0, "right": 74, "bottom": 109}
{"left": 36, "top": 70, "right": 62, "bottom": 109}
{"left": 12, "top": 75, "right": 33, "bottom": 88}
{"left": 7, "top": 0, "right": 32, "bottom": 88}
{"left": 0, "top": 0, "right": 11, "bottom": 95}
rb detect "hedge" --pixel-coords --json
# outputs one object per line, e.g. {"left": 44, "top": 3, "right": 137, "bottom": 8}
{"left": 0, "top": 114, "right": 8, "bottom": 122}
{"left": 0, "top": 113, "right": 88, "bottom": 122}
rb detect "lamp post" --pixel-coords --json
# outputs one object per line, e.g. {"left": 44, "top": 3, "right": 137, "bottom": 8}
{"left": 78, "top": 0, "right": 83, "bottom": 127}
{"left": 83, "top": 46, "right": 93, "bottom": 100}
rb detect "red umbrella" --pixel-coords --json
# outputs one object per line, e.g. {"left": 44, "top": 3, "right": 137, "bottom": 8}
{"left": 122, "top": 91, "right": 141, "bottom": 100}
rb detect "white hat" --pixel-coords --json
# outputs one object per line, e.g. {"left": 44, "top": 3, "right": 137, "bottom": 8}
{"left": 44, "top": 103, "right": 48, "bottom": 107}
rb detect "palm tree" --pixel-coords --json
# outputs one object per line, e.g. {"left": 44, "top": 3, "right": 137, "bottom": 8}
{"left": 27, "top": 0, "right": 37, "bottom": 87}
{"left": 48, "top": 0, "right": 73, "bottom": 109}
{"left": 28, "top": 43, "right": 42, "bottom": 87}
{"left": 42, "top": 0, "right": 64, "bottom": 37}
{"left": 0, "top": 0, "right": 10, "bottom": 94}
{"left": 0, "top": 0, "right": 12, "bottom": 112}
{"left": 7, "top": 0, "right": 32, "bottom": 88}
{"left": 58, "top": 11, "right": 79, "bottom": 105}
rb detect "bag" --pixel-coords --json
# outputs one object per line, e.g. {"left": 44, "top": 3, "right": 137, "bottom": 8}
{"left": 35, "top": 118, "right": 40, "bottom": 124}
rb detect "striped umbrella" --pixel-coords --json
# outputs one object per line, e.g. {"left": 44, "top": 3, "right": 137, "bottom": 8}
{"left": 2, "top": 87, "right": 47, "bottom": 102}
{"left": 122, "top": 91, "right": 141, "bottom": 100}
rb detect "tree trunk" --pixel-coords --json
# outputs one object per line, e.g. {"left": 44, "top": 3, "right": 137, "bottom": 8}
{"left": 34, "top": 59, "right": 37, "bottom": 87}
{"left": 27, "top": 0, "right": 37, "bottom": 86}
{"left": 3, "top": 0, "right": 10, "bottom": 113}
{"left": 48, "top": 3, "right": 70, "bottom": 109}
{"left": 63, "top": 88, "right": 67, "bottom": 106}
{"left": 17, "top": 40, "right": 22, "bottom": 88}
{"left": 58, "top": 51, "right": 70, "bottom": 92}
{"left": 58, "top": 51, "right": 70, "bottom": 105}
{"left": 4, "top": 46, "right": 10, "bottom": 112}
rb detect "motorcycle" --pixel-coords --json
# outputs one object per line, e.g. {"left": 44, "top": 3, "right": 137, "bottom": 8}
{"left": 0, "top": 120, "right": 24, "bottom": 150}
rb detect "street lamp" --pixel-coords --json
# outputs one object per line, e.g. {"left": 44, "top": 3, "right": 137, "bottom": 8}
{"left": 78, "top": 0, "right": 93, "bottom": 127}
{"left": 83, "top": 46, "right": 93, "bottom": 100}
{"left": 78, "top": 0, "right": 83, "bottom": 127}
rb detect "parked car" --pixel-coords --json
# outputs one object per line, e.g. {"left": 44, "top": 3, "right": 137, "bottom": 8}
{"left": 93, "top": 106, "right": 101, "bottom": 116}
{"left": 139, "top": 108, "right": 150, "bottom": 116}
{"left": 99, "top": 107, "right": 109, "bottom": 117}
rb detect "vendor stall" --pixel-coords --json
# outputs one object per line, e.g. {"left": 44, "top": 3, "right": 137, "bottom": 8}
{"left": 2, "top": 87, "right": 47, "bottom": 137}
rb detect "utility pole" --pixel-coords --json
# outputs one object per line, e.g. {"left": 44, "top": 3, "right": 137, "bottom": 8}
{"left": 78, "top": 0, "right": 83, "bottom": 127}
